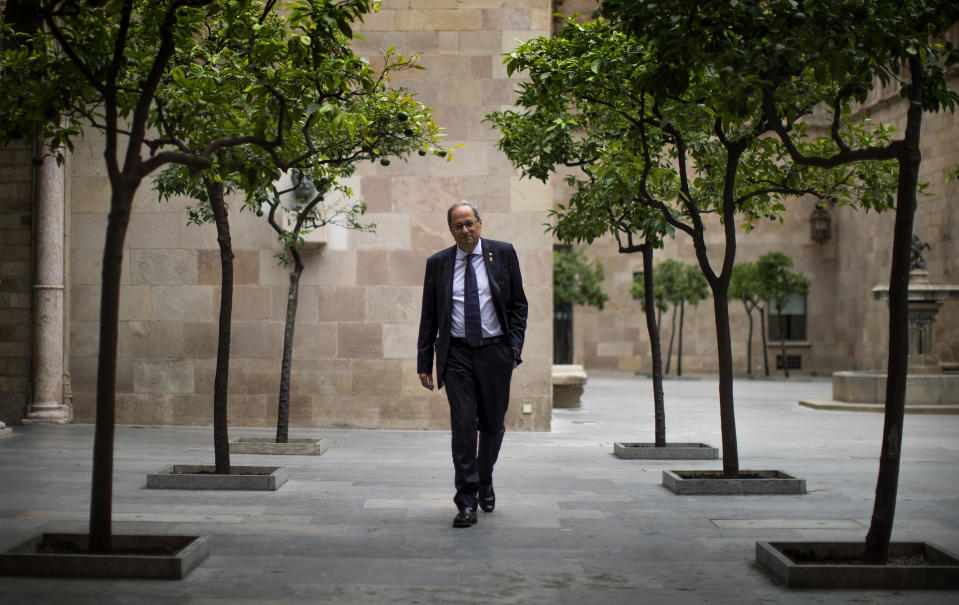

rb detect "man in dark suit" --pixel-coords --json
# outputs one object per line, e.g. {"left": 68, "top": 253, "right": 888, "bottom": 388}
{"left": 417, "top": 201, "right": 528, "bottom": 528}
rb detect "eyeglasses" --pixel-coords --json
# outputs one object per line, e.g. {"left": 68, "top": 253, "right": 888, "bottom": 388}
{"left": 451, "top": 220, "right": 478, "bottom": 232}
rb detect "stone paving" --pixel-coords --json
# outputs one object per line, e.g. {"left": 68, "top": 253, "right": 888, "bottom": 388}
{"left": 1, "top": 372, "right": 958, "bottom": 604}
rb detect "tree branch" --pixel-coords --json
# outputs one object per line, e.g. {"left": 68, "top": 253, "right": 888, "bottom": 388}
{"left": 761, "top": 86, "right": 901, "bottom": 167}
{"left": 644, "top": 196, "right": 695, "bottom": 239}
{"left": 260, "top": 0, "right": 278, "bottom": 23}
{"left": 637, "top": 95, "right": 654, "bottom": 191}
{"left": 137, "top": 150, "right": 212, "bottom": 176}
{"left": 661, "top": 122, "right": 705, "bottom": 240}
{"left": 42, "top": 9, "right": 108, "bottom": 96}
{"left": 829, "top": 94, "right": 849, "bottom": 154}
{"left": 580, "top": 92, "right": 645, "bottom": 129}
{"left": 125, "top": 0, "right": 212, "bottom": 173}
{"left": 617, "top": 235, "right": 647, "bottom": 255}
{"left": 266, "top": 188, "right": 283, "bottom": 235}
{"left": 734, "top": 186, "right": 820, "bottom": 208}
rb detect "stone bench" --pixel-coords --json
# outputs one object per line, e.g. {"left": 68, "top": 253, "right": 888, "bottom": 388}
{"left": 552, "top": 364, "right": 588, "bottom": 408}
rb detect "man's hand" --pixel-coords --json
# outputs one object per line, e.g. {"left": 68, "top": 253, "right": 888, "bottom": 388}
{"left": 418, "top": 373, "right": 434, "bottom": 391}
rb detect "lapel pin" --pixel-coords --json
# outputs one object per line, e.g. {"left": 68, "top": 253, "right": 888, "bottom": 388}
{"left": 488, "top": 251, "right": 494, "bottom": 263}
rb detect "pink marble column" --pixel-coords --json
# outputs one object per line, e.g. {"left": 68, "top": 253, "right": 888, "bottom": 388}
{"left": 24, "top": 149, "right": 71, "bottom": 423}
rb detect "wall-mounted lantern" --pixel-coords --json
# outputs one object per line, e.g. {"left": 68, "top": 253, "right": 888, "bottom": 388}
{"left": 810, "top": 205, "right": 831, "bottom": 243}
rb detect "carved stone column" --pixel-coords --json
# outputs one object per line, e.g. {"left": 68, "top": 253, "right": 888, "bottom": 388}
{"left": 24, "top": 149, "right": 71, "bottom": 423}
{"left": 905, "top": 270, "right": 944, "bottom": 375}
{"left": 872, "top": 267, "right": 959, "bottom": 376}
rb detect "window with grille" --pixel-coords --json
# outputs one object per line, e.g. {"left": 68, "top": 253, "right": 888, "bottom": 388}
{"left": 776, "top": 354, "right": 802, "bottom": 370}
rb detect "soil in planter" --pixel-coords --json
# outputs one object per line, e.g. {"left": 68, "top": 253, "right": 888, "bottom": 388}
{"left": 36, "top": 539, "right": 187, "bottom": 556}
{"left": 679, "top": 471, "right": 776, "bottom": 479}
{"left": 784, "top": 548, "right": 932, "bottom": 567}
{"left": 170, "top": 468, "right": 272, "bottom": 475}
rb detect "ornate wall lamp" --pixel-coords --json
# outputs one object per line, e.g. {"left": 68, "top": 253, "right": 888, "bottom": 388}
{"left": 809, "top": 205, "right": 831, "bottom": 243}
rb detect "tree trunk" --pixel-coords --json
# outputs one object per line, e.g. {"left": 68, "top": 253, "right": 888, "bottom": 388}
{"left": 641, "top": 245, "right": 666, "bottom": 447}
{"left": 760, "top": 306, "right": 770, "bottom": 377}
{"left": 863, "top": 60, "right": 924, "bottom": 564}
{"left": 743, "top": 301, "right": 753, "bottom": 375}
{"left": 89, "top": 181, "right": 135, "bottom": 552}
{"left": 692, "top": 234, "right": 740, "bottom": 477}
{"left": 665, "top": 304, "right": 676, "bottom": 374}
{"left": 712, "top": 287, "right": 739, "bottom": 477}
{"left": 778, "top": 306, "right": 789, "bottom": 378}
{"left": 206, "top": 178, "right": 233, "bottom": 474}
{"left": 275, "top": 249, "right": 304, "bottom": 444}
{"left": 676, "top": 299, "right": 685, "bottom": 376}
{"left": 688, "top": 221, "right": 739, "bottom": 477}
{"left": 709, "top": 145, "right": 744, "bottom": 479}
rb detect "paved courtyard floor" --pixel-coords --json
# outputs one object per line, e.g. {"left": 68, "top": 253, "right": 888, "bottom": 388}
{"left": 1, "top": 372, "right": 958, "bottom": 604}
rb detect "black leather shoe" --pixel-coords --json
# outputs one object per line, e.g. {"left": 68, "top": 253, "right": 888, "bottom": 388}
{"left": 479, "top": 485, "right": 495, "bottom": 512}
{"left": 452, "top": 507, "right": 477, "bottom": 527}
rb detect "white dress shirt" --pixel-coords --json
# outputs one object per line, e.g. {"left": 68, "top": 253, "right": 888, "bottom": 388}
{"left": 451, "top": 238, "right": 503, "bottom": 339}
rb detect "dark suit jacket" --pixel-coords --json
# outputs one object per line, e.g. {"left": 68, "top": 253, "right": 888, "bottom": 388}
{"left": 417, "top": 238, "right": 528, "bottom": 388}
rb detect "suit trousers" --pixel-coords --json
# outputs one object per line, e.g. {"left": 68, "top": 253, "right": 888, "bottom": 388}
{"left": 443, "top": 338, "right": 514, "bottom": 511}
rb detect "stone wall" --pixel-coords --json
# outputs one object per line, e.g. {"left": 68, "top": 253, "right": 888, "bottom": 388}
{"left": 65, "top": 1, "right": 554, "bottom": 431}
{"left": 0, "top": 142, "right": 33, "bottom": 425}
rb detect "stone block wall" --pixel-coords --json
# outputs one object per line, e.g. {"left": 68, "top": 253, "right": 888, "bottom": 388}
{"left": 352, "top": 0, "right": 554, "bottom": 431}
{"left": 66, "top": 1, "right": 554, "bottom": 431}
{"left": 0, "top": 143, "right": 33, "bottom": 425}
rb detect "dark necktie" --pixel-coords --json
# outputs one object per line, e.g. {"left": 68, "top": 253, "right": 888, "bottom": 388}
{"left": 464, "top": 253, "right": 482, "bottom": 347}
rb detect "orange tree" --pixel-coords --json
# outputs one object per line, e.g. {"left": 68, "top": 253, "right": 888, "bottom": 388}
{"left": 635, "top": 260, "right": 709, "bottom": 377}
{"left": 728, "top": 261, "right": 768, "bottom": 376}
{"left": 0, "top": 0, "right": 388, "bottom": 551}
{"left": 154, "top": 1, "right": 447, "bottom": 448}
{"left": 490, "top": 93, "right": 673, "bottom": 445}
{"left": 600, "top": 0, "right": 958, "bottom": 562}
{"left": 489, "top": 16, "right": 892, "bottom": 473}
{"left": 755, "top": 252, "right": 809, "bottom": 379}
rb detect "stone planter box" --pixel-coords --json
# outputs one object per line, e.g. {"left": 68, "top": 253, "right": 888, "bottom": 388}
{"left": 614, "top": 442, "right": 718, "bottom": 460}
{"left": 662, "top": 469, "right": 806, "bottom": 495}
{"left": 756, "top": 541, "right": 959, "bottom": 589}
{"left": 230, "top": 437, "right": 325, "bottom": 455}
{"left": 147, "top": 464, "right": 287, "bottom": 490}
{"left": 552, "top": 364, "right": 587, "bottom": 408}
{"left": 0, "top": 532, "right": 209, "bottom": 579}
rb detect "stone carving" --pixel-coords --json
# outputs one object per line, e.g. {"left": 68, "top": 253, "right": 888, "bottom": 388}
{"left": 290, "top": 168, "right": 316, "bottom": 201}
{"left": 910, "top": 234, "right": 930, "bottom": 271}
{"left": 873, "top": 238, "right": 959, "bottom": 375}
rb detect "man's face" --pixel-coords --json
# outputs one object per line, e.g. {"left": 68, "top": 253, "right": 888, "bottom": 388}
{"left": 449, "top": 205, "right": 482, "bottom": 252}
